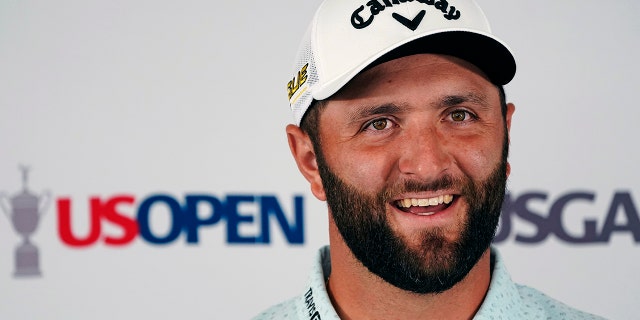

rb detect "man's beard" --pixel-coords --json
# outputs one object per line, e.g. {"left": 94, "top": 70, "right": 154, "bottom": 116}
{"left": 316, "top": 139, "right": 508, "bottom": 294}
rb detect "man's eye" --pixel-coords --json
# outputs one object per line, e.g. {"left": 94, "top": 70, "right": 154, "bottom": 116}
{"left": 450, "top": 110, "right": 471, "bottom": 122}
{"left": 368, "top": 119, "right": 390, "bottom": 130}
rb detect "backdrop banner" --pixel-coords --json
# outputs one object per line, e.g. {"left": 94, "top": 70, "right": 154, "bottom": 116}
{"left": 0, "top": 1, "right": 637, "bottom": 319}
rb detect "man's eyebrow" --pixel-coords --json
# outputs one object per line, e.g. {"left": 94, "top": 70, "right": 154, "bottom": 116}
{"left": 440, "top": 93, "right": 491, "bottom": 108}
{"left": 346, "top": 103, "right": 404, "bottom": 123}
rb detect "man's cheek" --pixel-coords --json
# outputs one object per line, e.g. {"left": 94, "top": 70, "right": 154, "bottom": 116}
{"left": 457, "top": 149, "right": 500, "bottom": 179}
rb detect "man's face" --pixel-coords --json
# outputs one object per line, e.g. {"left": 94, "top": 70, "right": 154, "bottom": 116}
{"left": 312, "top": 54, "right": 513, "bottom": 293}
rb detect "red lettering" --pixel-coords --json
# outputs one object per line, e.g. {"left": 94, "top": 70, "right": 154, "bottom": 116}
{"left": 102, "top": 195, "right": 138, "bottom": 246}
{"left": 57, "top": 197, "right": 101, "bottom": 247}
{"left": 58, "top": 195, "right": 139, "bottom": 247}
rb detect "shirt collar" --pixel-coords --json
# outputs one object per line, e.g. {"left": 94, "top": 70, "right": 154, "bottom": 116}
{"left": 298, "top": 246, "right": 521, "bottom": 319}
{"left": 296, "top": 246, "right": 339, "bottom": 319}
{"left": 474, "top": 248, "right": 522, "bottom": 319}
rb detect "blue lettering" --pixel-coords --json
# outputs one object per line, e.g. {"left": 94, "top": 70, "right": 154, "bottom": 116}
{"left": 260, "top": 195, "right": 304, "bottom": 244}
{"left": 226, "top": 195, "right": 259, "bottom": 243}
{"left": 183, "top": 195, "right": 225, "bottom": 243}
{"left": 138, "top": 195, "right": 183, "bottom": 244}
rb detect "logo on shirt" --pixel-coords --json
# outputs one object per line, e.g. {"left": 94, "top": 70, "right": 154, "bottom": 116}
{"left": 304, "top": 287, "right": 321, "bottom": 320}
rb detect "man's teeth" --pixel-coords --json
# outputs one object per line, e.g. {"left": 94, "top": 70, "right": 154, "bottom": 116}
{"left": 397, "top": 195, "right": 454, "bottom": 208}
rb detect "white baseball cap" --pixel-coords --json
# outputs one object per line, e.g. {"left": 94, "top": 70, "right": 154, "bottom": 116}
{"left": 286, "top": 0, "right": 516, "bottom": 126}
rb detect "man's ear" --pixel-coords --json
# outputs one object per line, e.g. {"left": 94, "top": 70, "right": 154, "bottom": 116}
{"left": 505, "top": 102, "right": 516, "bottom": 177}
{"left": 506, "top": 103, "right": 515, "bottom": 132}
{"left": 286, "top": 124, "right": 326, "bottom": 201}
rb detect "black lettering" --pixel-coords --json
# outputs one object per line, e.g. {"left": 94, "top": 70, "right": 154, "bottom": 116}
{"left": 443, "top": 6, "right": 460, "bottom": 20}
{"left": 367, "top": 0, "right": 386, "bottom": 15}
{"left": 434, "top": 0, "right": 448, "bottom": 13}
{"left": 493, "top": 193, "right": 513, "bottom": 243}
{"left": 351, "top": 5, "right": 374, "bottom": 29}
{"left": 304, "top": 288, "right": 313, "bottom": 302}
{"left": 304, "top": 287, "right": 321, "bottom": 320}
{"left": 513, "top": 192, "right": 552, "bottom": 243}
{"left": 352, "top": 0, "right": 461, "bottom": 30}
{"left": 307, "top": 302, "right": 317, "bottom": 315}
{"left": 549, "top": 192, "right": 598, "bottom": 243}
{"left": 599, "top": 192, "right": 640, "bottom": 242}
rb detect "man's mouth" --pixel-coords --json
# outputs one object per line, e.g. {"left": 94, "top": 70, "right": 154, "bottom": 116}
{"left": 394, "top": 194, "right": 455, "bottom": 216}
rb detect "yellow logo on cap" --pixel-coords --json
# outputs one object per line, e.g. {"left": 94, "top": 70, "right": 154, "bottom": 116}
{"left": 287, "top": 63, "right": 308, "bottom": 101}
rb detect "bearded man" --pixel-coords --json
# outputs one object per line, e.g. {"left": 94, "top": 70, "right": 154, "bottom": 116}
{"left": 254, "top": 0, "right": 605, "bottom": 319}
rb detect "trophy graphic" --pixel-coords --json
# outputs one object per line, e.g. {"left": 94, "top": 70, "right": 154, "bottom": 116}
{"left": 1, "top": 166, "right": 50, "bottom": 277}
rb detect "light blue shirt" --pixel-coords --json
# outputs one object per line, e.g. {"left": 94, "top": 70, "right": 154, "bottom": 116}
{"left": 253, "top": 246, "right": 606, "bottom": 320}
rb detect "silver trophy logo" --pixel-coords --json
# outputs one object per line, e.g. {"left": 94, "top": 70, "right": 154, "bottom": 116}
{"left": 1, "top": 166, "right": 50, "bottom": 277}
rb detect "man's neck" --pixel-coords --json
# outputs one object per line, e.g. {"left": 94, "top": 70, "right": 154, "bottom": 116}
{"left": 326, "top": 231, "right": 492, "bottom": 320}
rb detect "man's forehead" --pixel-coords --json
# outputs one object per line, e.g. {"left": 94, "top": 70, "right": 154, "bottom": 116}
{"left": 332, "top": 53, "right": 493, "bottom": 101}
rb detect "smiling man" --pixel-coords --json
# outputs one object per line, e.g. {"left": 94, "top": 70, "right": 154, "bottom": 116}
{"left": 254, "top": 0, "right": 605, "bottom": 319}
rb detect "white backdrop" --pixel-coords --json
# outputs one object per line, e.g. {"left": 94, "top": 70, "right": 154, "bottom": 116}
{"left": 0, "top": 1, "right": 638, "bottom": 319}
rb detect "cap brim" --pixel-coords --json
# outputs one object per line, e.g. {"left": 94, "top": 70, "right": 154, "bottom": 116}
{"left": 375, "top": 31, "right": 516, "bottom": 85}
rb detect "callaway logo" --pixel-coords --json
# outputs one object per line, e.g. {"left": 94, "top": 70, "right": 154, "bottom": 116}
{"left": 351, "top": 0, "right": 461, "bottom": 30}
{"left": 392, "top": 10, "right": 426, "bottom": 31}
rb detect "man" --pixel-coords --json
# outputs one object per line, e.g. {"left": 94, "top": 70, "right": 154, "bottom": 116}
{"left": 255, "top": 0, "right": 605, "bottom": 319}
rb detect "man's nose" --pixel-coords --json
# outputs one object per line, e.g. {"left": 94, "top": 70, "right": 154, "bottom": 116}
{"left": 396, "top": 126, "right": 452, "bottom": 180}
